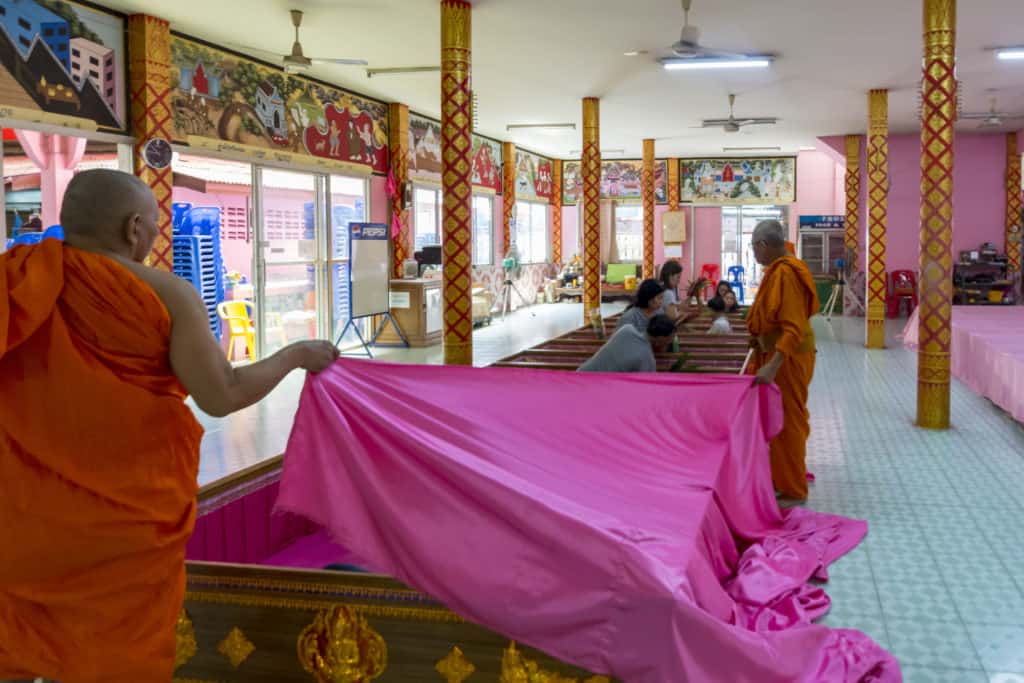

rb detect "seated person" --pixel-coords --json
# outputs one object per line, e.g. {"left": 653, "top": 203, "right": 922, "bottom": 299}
{"left": 658, "top": 260, "right": 684, "bottom": 318}
{"left": 706, "top": 281, "right": 734, "bottom": 311}
{"left": 706, "top": 291, "right": 740, "bottom": 335}
{"left": 708, "top": 289, "right": 741, "bottom": 315}
{"left": 579, "top": 314, "right": 677, "bottom": 373}
{"left": 616, "top": 279, "right": 665, "bottom": 334}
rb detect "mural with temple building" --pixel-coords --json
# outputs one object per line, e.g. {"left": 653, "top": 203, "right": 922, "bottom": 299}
{"left": 169, "top": 36, "right": 389, "bottom": 172}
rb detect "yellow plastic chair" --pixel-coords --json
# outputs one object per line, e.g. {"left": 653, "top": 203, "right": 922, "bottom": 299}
{"left": 217, "top": 300, "right": 256, "bottom": 361}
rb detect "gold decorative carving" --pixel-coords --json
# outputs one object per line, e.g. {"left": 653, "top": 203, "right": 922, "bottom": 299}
{"left": 865, "top": 89, "right": 889, "bottom": 349}
{"left": 175, "top": 608, "right": 198, "bottom": 670}
{"left": 298, "top": 605, "right": 387, "bottom": 683}
{"left": 499, "top": 642, "right": 610, "bottom": 683}
{"left": 217, "top": 627, "right": 255, "bottom": 668}
{"left": 185, "top": 591, "right": 462, "bottom": 623}
{"left": 436, "top": 646, "right": 476, "bottom": 682}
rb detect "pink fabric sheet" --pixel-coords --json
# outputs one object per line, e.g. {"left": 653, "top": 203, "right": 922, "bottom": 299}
{"left": 901, "top": 306, "right": 1024, "bottom": 422}
{"left": 277, "top": 359, "right": 900, "bottom": 682}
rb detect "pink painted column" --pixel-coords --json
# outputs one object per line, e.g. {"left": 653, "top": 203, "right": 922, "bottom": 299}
{"left": 14, "top": 130, "right": 87, "bottom": 228}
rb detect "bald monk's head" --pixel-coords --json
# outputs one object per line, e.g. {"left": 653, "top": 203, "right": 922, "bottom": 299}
{"left": 61, "top": 169, "right": 160, "bottom": 263}
{"left": 751, "top": 219, "right": 789, "bottom": 266}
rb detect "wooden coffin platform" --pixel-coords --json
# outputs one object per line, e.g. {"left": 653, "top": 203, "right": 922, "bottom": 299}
{"left": 176, "top": 309, "right": 750, "bottom": 682}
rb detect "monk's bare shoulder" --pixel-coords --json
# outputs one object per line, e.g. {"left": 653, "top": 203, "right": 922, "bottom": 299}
{"left": 115, "top": 258, "right": 200, "bottom": 320}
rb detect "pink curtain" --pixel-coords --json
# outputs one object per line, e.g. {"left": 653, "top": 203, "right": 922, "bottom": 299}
{"left": 276, "top": 360, "right": 899, "bottom": 682}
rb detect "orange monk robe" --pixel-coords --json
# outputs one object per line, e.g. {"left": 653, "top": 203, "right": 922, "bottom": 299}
{"left": 746, "top": 255, "right": 819, "bottom": 499}
{"left": 0, "top": 239, "right": 203, "bottom": 682}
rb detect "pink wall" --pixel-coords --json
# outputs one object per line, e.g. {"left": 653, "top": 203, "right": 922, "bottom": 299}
{"left": 789, "top": 149, "right": 844, "bottom": 241}
{"left": 370, "top": 175, "right": 387, "bottom": 224}
{"left": 821, "top": 132, "right": 1018, "bottom": 273}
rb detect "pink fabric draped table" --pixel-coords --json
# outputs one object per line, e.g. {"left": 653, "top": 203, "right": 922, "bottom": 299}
{"left": 901, "top": 306, "right": 1024, "bottom": 422}
{"left": 277, "top": 359, "right": 900, "bottom": 682}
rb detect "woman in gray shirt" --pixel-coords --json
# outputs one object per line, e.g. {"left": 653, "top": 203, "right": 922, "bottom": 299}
{"left": 616, "top": 279, "right": 665, "bottom": 334}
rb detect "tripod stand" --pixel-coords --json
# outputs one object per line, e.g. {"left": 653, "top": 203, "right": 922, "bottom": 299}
{"left": 823, "top": 268, "right": 845, "bottom": 320}
{"left": 498, "top": 274, "right": 529, "bottom": 320}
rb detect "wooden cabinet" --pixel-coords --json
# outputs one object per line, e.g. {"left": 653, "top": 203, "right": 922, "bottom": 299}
{"left": 376, "top": 279, "right": 444, "bottom": 347}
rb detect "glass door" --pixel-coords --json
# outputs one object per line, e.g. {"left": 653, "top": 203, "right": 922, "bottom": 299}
{"left": 254, "top": 167, "right": 324, "bottom": 355}
{"left": 721, "top": 204, "right": 789, "bottom": 299}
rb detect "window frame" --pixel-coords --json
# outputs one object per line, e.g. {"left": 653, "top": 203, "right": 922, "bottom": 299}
{"left": 471, "top": 193, "right": 494, "bottom": 266}
{"left": 514, "top": 199, "right": 549, "bottom": 265}
{"left": 613, "top": 202, "right": 644, "bottom": 264}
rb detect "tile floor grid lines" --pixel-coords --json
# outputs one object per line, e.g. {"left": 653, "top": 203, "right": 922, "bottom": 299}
{"left": 188, "top": 307, "right": 1024, "bottom": 681}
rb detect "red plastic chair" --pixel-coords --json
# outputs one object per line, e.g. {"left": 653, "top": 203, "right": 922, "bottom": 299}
{"left": 887, "top": 270, "right": 918, "bottom": 318}
{"left": 699, "top": 263, "right": 720, "bottom": 301}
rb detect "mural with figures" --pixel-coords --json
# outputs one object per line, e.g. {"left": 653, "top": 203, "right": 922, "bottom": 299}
{"left": 0, "top": 0, "right": 125, "bottom": 130}
{"left": 515, "top": 148, "right": 553, "bottom": 201}
{"left": 408, "top": 112, "right": 501, "bottom": 192}
{"left": 680, "top": 157, "right": 796, "bottom": 204}
{"left": 169, "top": 37, "right": 388, "bottom": 172}
{"left": 562, "top": 160, "right": 668, "bottom": 204}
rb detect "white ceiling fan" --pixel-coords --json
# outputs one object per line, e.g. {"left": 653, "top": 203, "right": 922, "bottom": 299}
{"left": 960, "top": 97, "right": 1024, "bottom": 129}
{"left": 667, "top": 0, "right": 757, "bottom": 60}
{"left": 701, "top": 94, "right": 778, "bottom": 133}
{"left": 232, "top": 9, "right": 367, "bottom": 74}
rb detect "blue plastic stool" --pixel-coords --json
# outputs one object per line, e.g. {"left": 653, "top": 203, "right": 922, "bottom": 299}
{"left": 727, "top": 265, "right": 746, "bottom": 303}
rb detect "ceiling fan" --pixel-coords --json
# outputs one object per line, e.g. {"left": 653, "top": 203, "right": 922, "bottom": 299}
{"left": 667, "top": 0, "right": 754, "bottom": 59}
{"left": 232, "top": 9, "right": 367, "bottom": 74}
{"left": 701, "top": 94, "right": 778, "bottom": 132}
{"left": 960, "top": 97, "right": 1024, "bottom": 129}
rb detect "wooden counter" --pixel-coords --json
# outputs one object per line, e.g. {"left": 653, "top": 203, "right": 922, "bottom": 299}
{"left": 376, "top": 278, "right": 443, "bottom": 347}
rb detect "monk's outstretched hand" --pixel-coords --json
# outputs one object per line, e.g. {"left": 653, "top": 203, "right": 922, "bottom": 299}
{"left": 290, "top": 340, "right": 340, "bottom": 373}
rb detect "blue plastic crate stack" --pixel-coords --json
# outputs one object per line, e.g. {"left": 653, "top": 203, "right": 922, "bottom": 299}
{"left": 172, "top": 203, "right": 225, "bottom": 340}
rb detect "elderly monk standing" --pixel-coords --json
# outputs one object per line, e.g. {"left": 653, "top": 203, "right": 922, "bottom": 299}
{"left": 0, "top": 170, "right": 338, "bottom": 682}
{"left": 747, "top": 220, "right": 819, "bottom": 501}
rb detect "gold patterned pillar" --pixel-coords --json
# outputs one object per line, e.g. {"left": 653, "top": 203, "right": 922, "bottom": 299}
{"left": 552, "top": 159, "right": 563, "bottom": 264}
{"left": 865, "top": 89, "right": 888, "bottom": 349}
{"left": 641, "top": 139, "right": 655, "bottom": 279}
{"left": 844, "top": 135, "right": 862, "bottom": 265}
{"left": 502, "top": 142, "right": 515, "bottom": 256}
{"left": 917, "top": 0, "right": 956, "bottom": 429}
{"left": 127, "top": 15, "right": 173, "bottom": 272}
{"left": 440, "top": 0, "right": 473, "bottom": 366}
{"left": 389, "top": 103, "right": 410, "bottom": 279}
{"left": 667, "top": 157, "right": 680, "bottom": 211}
{"left": 581, "top": 97, "right": 602, "bottom": 325}
{"left": 1006, "top": 132, "right": 1022, "bottom": 272}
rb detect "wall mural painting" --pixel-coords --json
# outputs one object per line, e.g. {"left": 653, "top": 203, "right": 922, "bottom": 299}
{"left": 169, "top": 37, "right": 388, "bottom": 172}
{"left": 515, "top": 148, "right": 553, "bottom": 201}
{"left": 408, "top": 112, "right": 501, "bottom": 192}
{"left": 680, "top": 157, "right": 796, "bottom": 204}
{"left": 0, "top": 0, "right": 126, "bottom": 130}
{"left": 561, "top": 160, "right": 668, "bottom": 205}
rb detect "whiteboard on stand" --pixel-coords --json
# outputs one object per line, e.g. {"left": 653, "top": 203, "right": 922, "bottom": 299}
{"left": 349, "top": 223, "right": 390, "bottom": 319}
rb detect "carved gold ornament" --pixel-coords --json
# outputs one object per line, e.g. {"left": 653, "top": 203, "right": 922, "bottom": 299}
{"left": 499, "top": 642, "right": 610, "bottom": 683}
{"left": 217, "top": 627, "right": 255, "bottom": 668}
{"left": 175, "top": 608, "right": 198, "bottom": 670}
{"left": 436, "top": 645, "right": 475, "bottom": 682}
{"left": 297, "top": 605, "right": 387, "bottom": 683}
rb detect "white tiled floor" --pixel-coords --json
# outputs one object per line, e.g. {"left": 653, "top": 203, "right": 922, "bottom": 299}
{"left": 190, "top": 307, "right": 1024, "bottom": 682}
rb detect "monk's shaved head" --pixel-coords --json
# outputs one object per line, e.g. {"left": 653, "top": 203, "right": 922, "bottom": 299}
{"left": 61, "top": 169, "right": 161, "bottom": 262}
{"left": 752, "top": 219, "right": 787, "bottom": 247}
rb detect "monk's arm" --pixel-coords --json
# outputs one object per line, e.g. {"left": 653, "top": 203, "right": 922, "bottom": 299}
{"left": 754, "top": 271, "right": 806, "bottom": 384}
{"left": 162, "top": 276, "right": 336, "bottom": 417}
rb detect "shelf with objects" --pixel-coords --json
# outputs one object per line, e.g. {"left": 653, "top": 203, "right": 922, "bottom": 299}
{"left": 953, "top": 242, "right": 1018, "bottom": 306}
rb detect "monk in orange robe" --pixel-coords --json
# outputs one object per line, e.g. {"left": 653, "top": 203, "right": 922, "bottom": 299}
{"left": 747, "top": 220, "right": 819, "bottom": 501}
{"left": 0, "top": 170, "right": 338, "bottom": 682}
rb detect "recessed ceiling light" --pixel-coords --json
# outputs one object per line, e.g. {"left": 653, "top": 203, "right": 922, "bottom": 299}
{"left": 996, "top": 48, "right": 1024, "bottom": 61}
{"left": 663, "top": 57, "right": 772, "bottom": 71}
{"left": 722, "top": 146, "right": 782, "bottom": 152}
{"left": 506, "top": 123, "right": 576, "bottom": 132}
{"left": 624, "top": 50, "right": 647, "bottom": 57}
{"left": 799, "top": 146, "right": 817, "bottom": 152}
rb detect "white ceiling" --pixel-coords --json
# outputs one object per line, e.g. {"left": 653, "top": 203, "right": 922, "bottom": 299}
{"left": 101, "top": 0, "right": 1024, "bottom": 158}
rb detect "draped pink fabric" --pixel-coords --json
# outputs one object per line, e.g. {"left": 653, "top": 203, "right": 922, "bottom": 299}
{"left": 277, "top": 359, "right": 900, "bottom": 682}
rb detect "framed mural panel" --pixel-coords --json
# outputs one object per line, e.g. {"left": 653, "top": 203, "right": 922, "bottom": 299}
{"left": 680, "top": 157, "right": 796, "bottom": 204}
{"left": 408, "top": 112, "right": 501, "bottom": 192}
{"left": 169, "top": 36, "right": 389, "bottom": 173}
{"left": 0, "top": 0, "right": 127, "bottom": 131}
{"left": 515, "top": 148, "right": 553, "bottom": 202}
{"left": 561, "top": 159, "right": 668, "bottom": 205}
